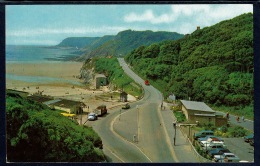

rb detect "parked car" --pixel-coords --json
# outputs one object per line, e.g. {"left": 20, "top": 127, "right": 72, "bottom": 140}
{"left": 200, "top": 137, "right": 225, "bottom": 147}
{"left": 213, "top": 153, "right": 240, "bottom": 163}
{"left": 122, "top": 103, "right": 130, "bottom": 109}
{"left": 194, "top": 130, "right": 214, "bottom": 140}
{"left": 244, "top": 133, "right": 254, "bottom": 142}
{"left": 202, "top": 143, "right": 227, "bottom": 152}
{"left": 198, "top": 135, "right": 224, "bottom": 143}
{"left": 88, "top": 113, "right": 98, "bottom": 121}
{"left": 249, "top": 139, "right": 254, "bottom": 146}
{"left": 208, "top": 148, "right": 231, "bottom": 158}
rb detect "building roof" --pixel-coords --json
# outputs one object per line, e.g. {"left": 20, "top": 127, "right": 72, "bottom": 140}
{"left": 27, "top": 95, "right": 53, "bottom": 103}
{"left": 95, "top": 74, "right": 106, "bottom": 78}
{"left": 48, "top": 99, "right": 86, "bottom": 108}
{"left": 194, "top": 113, "right": 216, "bottom": 117}
{"left": 120, "top": 91, "right": 128, "bottom": 95}
{"left": 43, "top": 99, "right": 62, "bottom": 105}
{"left": 168, "top": 94, "right": 176, "bottom": 100}
{"left": 6, "top": 89, "right": 29, "bottom": 97}
{"left": 180, "top": 100, "right": 215, "bottom": 113}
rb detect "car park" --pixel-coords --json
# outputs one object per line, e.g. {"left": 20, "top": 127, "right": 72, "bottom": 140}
{"left": 244, "top": 133, "right": 254, "bottom": 142}
{"left": 88, "top": 113, "right": 98, "bottom": 121}
{"left": 213, "top": 153, "right": 240, "bottom": 163}
{"left": 208, "top": 148, "right": 231, "bottom": 158}
{"left": 194, "top": 130, "right": 214, "bottom": 140}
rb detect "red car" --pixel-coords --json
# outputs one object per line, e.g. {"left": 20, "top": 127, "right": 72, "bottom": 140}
{"left": 144, "top": 80, "right": 150, "bottom": 85}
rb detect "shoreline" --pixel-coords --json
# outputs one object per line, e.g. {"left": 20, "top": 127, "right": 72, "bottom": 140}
{"left": 6, "top": 61, "right": 137, "bottom": 113}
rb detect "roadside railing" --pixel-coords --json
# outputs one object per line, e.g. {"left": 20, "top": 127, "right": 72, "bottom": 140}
{"left": 179, "top": 126, "right": 213, "bottom": 163}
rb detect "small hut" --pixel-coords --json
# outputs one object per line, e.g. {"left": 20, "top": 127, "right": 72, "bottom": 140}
{"left": 95, "top": 74, "right": 107, "bottom": 89}
{"left": 120, "top": 91, "right": 128, "bottom": 102}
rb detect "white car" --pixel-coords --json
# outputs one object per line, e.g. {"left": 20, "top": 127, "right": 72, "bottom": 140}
{"left": 213, "top": 153, "right": 240, "bottom": 162}
{"left": 200, "top": 137, "right": 224, "bottom": 147}
{"left": 202, "top": 142, "right": 227, "bottom": 151}
{"left": 88, "top": 113, "right": 98, "bottom": 121}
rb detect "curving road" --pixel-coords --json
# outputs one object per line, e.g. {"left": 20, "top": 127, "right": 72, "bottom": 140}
{"left": 92, "top": 58, "right": 177, "bottom": 162}
{"left": 118, "top": 58, "right": 177, "bottom": 162}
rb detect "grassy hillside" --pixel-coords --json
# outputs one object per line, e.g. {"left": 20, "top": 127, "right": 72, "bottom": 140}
{"left": 6, "top": 91, "right": 105, "bottom": 162}
{"left": 125, "top": 13, "right": 253, "bottom": 118}
{"left": 80, "top": 30, "right": 184, "bottom": 60}
{"left": 81, "top": 57, "right": 143, "bottom": 98}
{"left": 56, "top": 37, "right": 100, "bottom": 48}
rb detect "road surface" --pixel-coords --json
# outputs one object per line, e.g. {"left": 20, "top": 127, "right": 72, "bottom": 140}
{"left": 91, "top": 58, "right": 177, "bottom": 162}
{"left": 117, "top": 58, "right": 177, "bottom": 162}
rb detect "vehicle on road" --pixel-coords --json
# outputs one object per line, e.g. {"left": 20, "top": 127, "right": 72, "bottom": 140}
{"left": 122, "top": 103, "right": 130, "bottom": 109}
{"left": 194, "top": 130, "right": 214, "bottom": 140}
{"left": 94, "top": 105, "right": 107, "bottom": 117}
{"left": 244, "top": 133, "right": 254, "bottom": 142}
{"left": 88, "top": 113, "right": 98, "bottom": 121}
{"left": 213, "top": 153, "right": 240, "bottom": 163}
{"left": 144, "top": 80, "right": 150, "bottom": 85}
{"left": 208, "top": 148, "right": 231, "bottom": 158}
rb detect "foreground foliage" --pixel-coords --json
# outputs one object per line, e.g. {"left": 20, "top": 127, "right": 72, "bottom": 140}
{"left": 6, "top": 92, "right": 105, "bottom": 162}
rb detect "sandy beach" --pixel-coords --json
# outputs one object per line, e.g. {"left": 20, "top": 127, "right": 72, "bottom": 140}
{"left": 6, "top": 62, "right": 136, "bottom": 112}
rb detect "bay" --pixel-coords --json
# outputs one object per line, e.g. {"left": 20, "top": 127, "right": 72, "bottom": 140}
{"left": 6, "top": 45, "right": 80, "bottom": 63}
{"left": 6, "top": 45, "right": 83, "bottom": 85}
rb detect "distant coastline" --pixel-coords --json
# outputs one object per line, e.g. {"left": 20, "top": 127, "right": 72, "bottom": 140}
{"left": 6, "top": 45, "right": 81, "bottom": 62}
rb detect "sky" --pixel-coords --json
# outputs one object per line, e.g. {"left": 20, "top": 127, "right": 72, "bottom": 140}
{"left": 6, "top": 4, "right": 253, "bottom": 46}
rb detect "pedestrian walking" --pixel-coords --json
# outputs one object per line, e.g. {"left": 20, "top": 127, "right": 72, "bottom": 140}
{"left": 226, "top": 112, "right": 229, "bottom": 119}
{"left": 236, "top": 116, "right": 240, "bottom": 122}
{"left": 242, "top": 116, "right": 245, "bottom": 122}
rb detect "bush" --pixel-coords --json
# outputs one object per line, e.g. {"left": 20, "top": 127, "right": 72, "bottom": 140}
{"left": 228, "top": 126, "right": 247, "bottom": 137}
{"left": 203, "top": 122, "right": 216, "bottom": 131}
{"left": 173, "top": 111, "right": 186, "bottom": 122}
{"left": 6, "top": 94, "right": 105, "bottom": 162}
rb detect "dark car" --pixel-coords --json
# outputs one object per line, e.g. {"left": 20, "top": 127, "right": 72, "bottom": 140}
{"left": 194, "top": 130, "right": 214, "bottom": 140}
{"left": 249, "top": 139, "right": 254, "bottom": 146}
{"left": 122, "top": 103, "right": 130, "bottom": 109}
{"left": 208, "top": 148, "right": 231, "bottom": 158}
{"left": 244, "top": 134, "right": 254, "bottom": 142}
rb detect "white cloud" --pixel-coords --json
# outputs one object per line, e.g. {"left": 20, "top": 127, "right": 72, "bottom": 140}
{"left": 123, "top": 4, "right": 253, "bottom": 34}
{"left": 124, "top": 9, "right": 176, "bottom": 24}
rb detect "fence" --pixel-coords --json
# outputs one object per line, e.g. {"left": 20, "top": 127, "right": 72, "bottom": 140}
{"left": 179, "top": 126, "right": 213, "bottom": 163}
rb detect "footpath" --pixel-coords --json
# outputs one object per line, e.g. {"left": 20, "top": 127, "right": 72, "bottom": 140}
{"left": 113, "top": 101, "right": 200, "bottom": 163}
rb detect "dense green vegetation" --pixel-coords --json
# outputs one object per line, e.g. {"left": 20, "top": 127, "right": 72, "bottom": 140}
{"left": 56, "top": 37, "right": 100, "bottom": 48}
{"left": 125, "top": 13, "right": 253, "bottom": 118}
{"left": 95, "top": 57, "right": 143, "bottom": 97}
{"left": 6, "top": 91, "right": 105, "bottom": 162}
{"left": 80, "top": 30, "right": 184, "bottom": 60}
{"left": 83, "top": 56, "right": 143, "bottom": 97}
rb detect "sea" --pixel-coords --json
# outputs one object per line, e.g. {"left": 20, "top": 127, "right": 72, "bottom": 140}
{"left": 6, "top": 45, "right": 80, "bottom": 63}
{"left": 6, "top": 45, "right": 83, "bottom": 86}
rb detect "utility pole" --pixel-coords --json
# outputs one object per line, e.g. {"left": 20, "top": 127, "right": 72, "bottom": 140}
{"left": 173, "top": 122, "right": 177, "bottom": 146}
